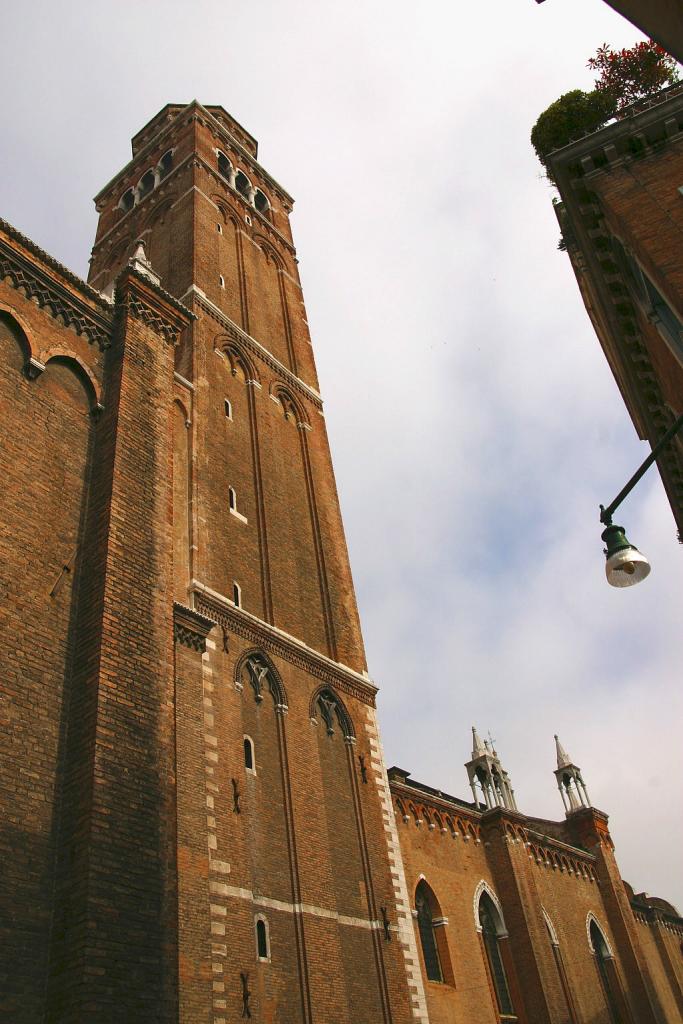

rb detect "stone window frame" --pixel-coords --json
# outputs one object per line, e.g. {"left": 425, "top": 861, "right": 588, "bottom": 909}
{"left": 255, "top": 914, "right": 271, "bottom": 962}
{"left": 243, "top": 734, "right": 256, "bottom": 774}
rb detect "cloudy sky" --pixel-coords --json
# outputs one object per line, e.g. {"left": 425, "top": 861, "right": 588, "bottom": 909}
{"left": 2, "top": 1, "right": 681, "bottom": 908}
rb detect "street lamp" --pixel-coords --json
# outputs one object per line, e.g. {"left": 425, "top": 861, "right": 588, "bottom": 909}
{"left": 599, "top": 412, "right": 683, "bottom": 587}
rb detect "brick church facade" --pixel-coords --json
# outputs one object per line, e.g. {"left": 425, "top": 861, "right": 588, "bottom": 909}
{"left": 0, "top": 101, "right": 681, "bottom": 1022}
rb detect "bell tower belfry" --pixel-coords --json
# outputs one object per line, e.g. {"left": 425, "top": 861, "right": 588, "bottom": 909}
{"left": 554, "top": 734, "right": 591, "bottom": 814}
{"left": 88, "top": 101, "right": 366, "bottom": 666}
{"left": 78, "top": 101, "right": 417, "bottom": 1024}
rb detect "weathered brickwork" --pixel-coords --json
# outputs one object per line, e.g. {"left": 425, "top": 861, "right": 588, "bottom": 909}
{"left": 0, "top": 100, "right": 681, "bottom": 1023}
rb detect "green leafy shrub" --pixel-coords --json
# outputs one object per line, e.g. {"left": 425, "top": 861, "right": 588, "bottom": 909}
{"left": 531, "top": 89, "right": 616, "bottom": 180}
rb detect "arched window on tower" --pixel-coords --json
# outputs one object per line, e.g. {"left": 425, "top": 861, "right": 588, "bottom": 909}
{"left": 243, "top": 735, "right": 255, "bottom": 773}
{"left": 119, "top": 187, "right": 135, "bottom": 213}
{"left": 137, "top": 169, "right": 155, "bottom": 201}
{"left": 589, "top": 919, "right": 622, "bottom": 1023}
{"left": 478, "top": 892, "right": 516, "bottom": 1020}
{"left": 235, "top": 170, "right": 251, "bottom": 200}
{"left": 158, "top": 150, "right": 173, "bottom": 180}
{"left": 217, "top": 151, "right": 232, "bottom": 180}
{"left": 254, "top": 188, "right": 270, "bottom": 217}
{"left": 415, "top": 880, "right": 454, "bottom": 985}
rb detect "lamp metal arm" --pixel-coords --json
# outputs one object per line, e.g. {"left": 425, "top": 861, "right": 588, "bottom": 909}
{"left": 600, "top": 412, "right": 683, "bottom": 526}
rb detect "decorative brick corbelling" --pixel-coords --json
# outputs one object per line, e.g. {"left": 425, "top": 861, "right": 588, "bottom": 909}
{"left": 115, "top": 265, "right": 195, "bottom": 345}
{"left": 190, "top": 580, "right": 377, "bottom": 707}
{"left": 173, "top": 602, "right": 217, "bottom": 652}
{"left": 0, "top": 231, "right": 113, "bottom": 349}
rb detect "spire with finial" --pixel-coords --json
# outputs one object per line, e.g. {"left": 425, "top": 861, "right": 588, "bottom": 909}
{"left": 128, "top": 238, "right": 161, "bottom": 286}
{"left": 471, "top": 725, "right": 487, "bottom": 758}
{"left": 554, "top": 734, "right": 572, "bottom": 770}
{"left": 465, "top": 726, "right": 518, "bottom": 813}
{"left": 553, "top": 734, "right": 591, "bottom": 815}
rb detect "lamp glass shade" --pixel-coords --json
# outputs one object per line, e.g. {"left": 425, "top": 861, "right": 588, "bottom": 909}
{"left": 601, "top": 524, "right": 651, "bottom": 588}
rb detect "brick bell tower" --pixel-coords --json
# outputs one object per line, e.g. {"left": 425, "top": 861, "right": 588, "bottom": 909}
{"left": 87, "top": 102, "right": 419, "bottom": 1023}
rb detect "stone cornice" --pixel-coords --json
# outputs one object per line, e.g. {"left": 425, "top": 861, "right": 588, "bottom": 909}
{"left": 183, "top": 286, "right": 323, "bottom": 410}
{"left": 631, "top": 902, "right": 683, "bottom": 931}
{"left": 0, "top": 221, "right": 113, "bottom": 350}
{"left": 524, "top": 826, "right": 596, "bottom": 863}
{"left": 553, "top": 203, "right": 683, "bottom": 533}
{"left": 189, "top": 580, "right": 377, "bottom": 707}
{"left": 389, "top": 778, "right": 480, "bottom": 824}
{"left": 173, "top": 602, "right": 217, "bottom": 652}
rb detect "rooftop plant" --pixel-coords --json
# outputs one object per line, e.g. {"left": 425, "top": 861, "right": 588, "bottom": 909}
{"left": 531, "top": 40, "right": 680, "bottom": 181}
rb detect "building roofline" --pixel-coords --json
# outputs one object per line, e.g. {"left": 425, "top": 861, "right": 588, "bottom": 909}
{"left": 0, "top": 216, "right": 112, "bottom": 314}
{"left": 547, "top": 82, "right": 683, "bottom": 173}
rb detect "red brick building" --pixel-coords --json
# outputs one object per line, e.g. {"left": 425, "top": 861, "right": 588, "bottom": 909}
{"left": 0, "top": 101, "right": 681, "bottom": 1022}
{"left": 549, "top": 83, "right": 683, "bottom": 538}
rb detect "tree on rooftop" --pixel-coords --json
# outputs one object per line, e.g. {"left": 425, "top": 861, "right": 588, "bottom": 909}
{"left": 588, "top": 40, "right": 680, "bottom": 115}
{"left": 531, "top": 40, "right": 680, "bottom": 181}
{"left": 531, "top": 89, "right": 616, "bottom": 181}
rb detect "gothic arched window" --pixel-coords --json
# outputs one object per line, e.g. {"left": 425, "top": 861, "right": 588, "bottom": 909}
{"left": 478, "top": 892, "right": 515, "bottom": 1019}
{"left": 415, "top": 881, "right": 443, "bottom": 983}
{"left": 589, "top": 919, "right": 621, "bottom": 1023}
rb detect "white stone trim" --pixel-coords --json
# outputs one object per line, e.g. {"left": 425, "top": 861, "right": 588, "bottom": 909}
{"left": 473, "top": 880, "right": 508, "bottom": 938}
{"left": 365, "top": 706, "right": 429, "bottom": 1022}
{"left": 189, "top": 578, "right": 377, "bottom": 694}
{"left": 586, "top": 912, "right": 614, "bottom": 957}
{"left": 181, "top": 286, "right": 321, "bottom": 402}
{"left": 229, "top": 507, "right": 248, "bottom": 525}
{"left": 542, "top": 907, "right": 560, "bottom": 947}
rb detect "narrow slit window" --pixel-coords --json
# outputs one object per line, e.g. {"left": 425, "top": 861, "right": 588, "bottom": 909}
{"left": 244, "top": 736, "right": 255, "bottom": 771}
{"left": 256, "top": 917, "right": 269, "bottom": 960}
{"left": 219, "top": 275, "right": 225, "bottom": 288}
{"left": 217, "top": 222, "right": 223, "bottom": 234}
{"left": 224, "top": 399, "right": 232, "bottom": 419}
{"left": 233, "top": 582, "right": 241, "bottom": 608}
{"left": 229, "top": 487, "right": 237, "bottom": 511}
